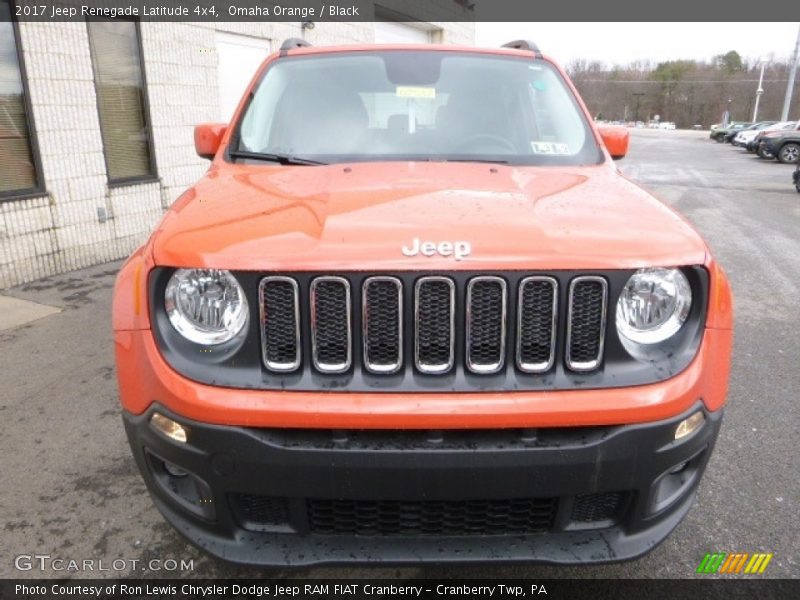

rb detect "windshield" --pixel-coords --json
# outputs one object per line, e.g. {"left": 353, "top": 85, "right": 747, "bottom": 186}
{"left": 234, "top": 51, "right": 603, "bottom": 166}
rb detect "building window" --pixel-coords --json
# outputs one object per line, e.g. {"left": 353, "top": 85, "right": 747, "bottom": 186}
{"left": 0, "top": 2, "right": 43, "bottom": 199}
{"left": 87, "top": 20, "right": 156, "bottom": 184}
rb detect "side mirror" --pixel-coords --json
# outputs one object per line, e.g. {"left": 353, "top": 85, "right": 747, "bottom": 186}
{"left": 194, "top": 123, "right": 227, "bottom": 160}
{"left": 598, "top": 125, "right": 629, "bottom": 160}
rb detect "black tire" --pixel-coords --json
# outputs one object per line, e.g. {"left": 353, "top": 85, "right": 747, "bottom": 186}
{"left": 757, "top": 145, "right": 774, "bottom": 159}
{"left": 777, "top": 143, "right": 800, "bottom": 164}
{"left": 714, "top": 134, "right": 725, "bottom": 143}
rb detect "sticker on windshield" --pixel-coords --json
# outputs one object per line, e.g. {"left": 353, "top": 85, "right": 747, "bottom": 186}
{"left": 396, "top": 86, "right": 436, "bottom": 99}
{"left": 531, "top": 141, "right": 571, "bottom": 155}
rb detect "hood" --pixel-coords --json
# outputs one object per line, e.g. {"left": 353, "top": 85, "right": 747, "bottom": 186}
{"left": 152, "top": 162, "right": 707, "bottom": 271}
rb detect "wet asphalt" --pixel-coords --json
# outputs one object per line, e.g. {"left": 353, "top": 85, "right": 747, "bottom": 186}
{"left": 0, "top": 129, "right": 797, "bottom": 579}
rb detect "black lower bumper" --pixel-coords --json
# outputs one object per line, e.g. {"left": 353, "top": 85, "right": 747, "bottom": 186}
{"left": 123, "top": 403, "right": 722, "bottom": 566}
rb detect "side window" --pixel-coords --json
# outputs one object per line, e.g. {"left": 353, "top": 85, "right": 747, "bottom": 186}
{"left": 87, "top": 20, "right": 156, "bottom": 184}
{"left": 0, "top": 1, "right": 43, "bottom": 199}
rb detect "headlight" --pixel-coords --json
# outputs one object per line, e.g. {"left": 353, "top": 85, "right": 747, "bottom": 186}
{"left": 165, "top": 269, "right": 248, "bottom": 345}
{"left": 616, "top": 268, "right": 691, "bottom": 345}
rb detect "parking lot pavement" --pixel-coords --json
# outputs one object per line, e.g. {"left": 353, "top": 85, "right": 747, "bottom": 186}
{"left": 1, "top": 129, "right": 798, "bottom": 580}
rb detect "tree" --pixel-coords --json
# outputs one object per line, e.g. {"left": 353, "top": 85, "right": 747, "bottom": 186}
{"left": 714, "top": 51, "right": 744, "bottom": 74}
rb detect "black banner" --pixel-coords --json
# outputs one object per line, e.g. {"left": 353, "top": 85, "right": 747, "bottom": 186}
{"left": 2, "top": 0, "right": 787, "bottom": 22}
{"left": 2, "top": 579, "right": 799, "bottom": 600}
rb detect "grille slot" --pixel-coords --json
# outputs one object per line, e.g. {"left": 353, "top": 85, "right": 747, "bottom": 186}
{"left": 259, "top": 277, "right": 301, "bottom": 372}
{"left": 571, "top": 492, "right": 625, "bottom": 523}
{"left": 566, "top": 276, "right": 608, "bottom": 372}
{"left": 310, "top": 277, "right": 351, "bottom": 373}
{"left": 232, "top": 494, "right": 290, "bottom": 529}
{"left": 363, "top": 277, "right": 403, "bottom": 373}
{"left": 466, "top": 276, "right": 507, "bottom": 374}
{"left": 517, "top": 277, "right": 558, "bottom": 373}
{"left": 414, "top": 277, "right": 455, "bottom": 374}
{"left": 307, "top": 497, "right": 558, "bottom": 536}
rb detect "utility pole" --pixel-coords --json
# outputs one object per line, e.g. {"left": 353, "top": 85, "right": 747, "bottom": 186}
{"left": 781, "top": 24, "right": 800, "bottom": 121}
{"left": 753, "top": 60, "right": 767, "bottom": 122}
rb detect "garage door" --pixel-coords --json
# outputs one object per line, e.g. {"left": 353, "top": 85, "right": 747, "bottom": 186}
{"left": 374, "top": 21, "right": 431, "bottom": 44}
{"left": 216, "top": 32, "right": 271, "bottom": 122}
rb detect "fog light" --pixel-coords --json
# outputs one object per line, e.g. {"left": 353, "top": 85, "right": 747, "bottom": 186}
{"left": 150, "top": 413, "right": 189, "bottom": 443}
{"left": 163, "top": 461, "right": 188, "bottom": 477}
{"left": 675, "top": 411, "right": 704, "bottom": 440}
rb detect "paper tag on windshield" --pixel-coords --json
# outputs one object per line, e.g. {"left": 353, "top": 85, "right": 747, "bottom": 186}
{"left": 396, "top": 86, "right": 436, "bottom": 99}
{"left": 531, "top": 141, "right": 570, "bottom": 155}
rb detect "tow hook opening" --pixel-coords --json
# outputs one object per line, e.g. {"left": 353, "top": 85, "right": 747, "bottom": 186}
{"left": 649, "top": 446, "right": 708, "bottom": 515}
{"left": 144, "top": 449, "right": 215, "bottom": 520}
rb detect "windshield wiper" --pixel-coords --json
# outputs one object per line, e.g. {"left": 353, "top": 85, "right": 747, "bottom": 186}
{"left": 424, "top": 157, "right": 510, "bottom": 165}
{"left": 441, "top": 158, "right": 510, "bottom": 164}
{"left": 229, "top": 149, "right": 327, "bottom": 166}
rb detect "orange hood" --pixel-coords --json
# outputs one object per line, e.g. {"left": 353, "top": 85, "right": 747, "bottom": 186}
{"left": 152, "top": 161, "right": 707, "bottom": 271}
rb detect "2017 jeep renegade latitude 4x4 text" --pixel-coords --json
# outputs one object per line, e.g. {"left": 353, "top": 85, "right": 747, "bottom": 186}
{"left": 113, "top": 40, "right": 733, "bottom": 566}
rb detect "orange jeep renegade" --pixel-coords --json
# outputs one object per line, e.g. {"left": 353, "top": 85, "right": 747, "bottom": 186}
{"left": 113, "top": 40, "right": 733, "bottom": 565}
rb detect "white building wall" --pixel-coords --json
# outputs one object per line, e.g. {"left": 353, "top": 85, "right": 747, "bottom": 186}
{"left": 0, "top": 21, "right": 474, "bottom": 289}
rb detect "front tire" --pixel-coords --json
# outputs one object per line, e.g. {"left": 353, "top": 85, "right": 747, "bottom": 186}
{"left": 757, "top": 145, "right": 774, "bottom": 159}
{"left": 777, "top": 143, "right": 800, "bottom": 164}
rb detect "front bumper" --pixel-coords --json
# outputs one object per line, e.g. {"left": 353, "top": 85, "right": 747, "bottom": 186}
{"left": 124, "top": 402, "right": 723, "bottom": 566}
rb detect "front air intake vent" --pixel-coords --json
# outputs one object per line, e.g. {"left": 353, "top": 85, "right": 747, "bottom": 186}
{"left": 310, "top": 277, "right": 351, "bottom": 373}
{"left": 259, "top": 276, "right": 301, "bottom": 372}
{"left": 414, "top": 276, "right": 455, "bottom": 374}
{"left": 517, "top": 276, "right": 558, "bottom": 373}
{"left": 566, "top": 276, "right": 608, "bottom": 372}
{"left": 362, "top": 276, "right": 403, "bottom": 374}
{"left": 466, "top": 276, "right": 507, "bottom": 374}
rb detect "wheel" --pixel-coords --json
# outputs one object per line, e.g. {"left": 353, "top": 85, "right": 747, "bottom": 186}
{"left": 714, "top": 134, "right": 725, "bottom": 143}
{"left": 777, "top": 143, "right": 800, "bottom": 164}
{"left": 757, "top": 145, "right": 774, "bottom": 159}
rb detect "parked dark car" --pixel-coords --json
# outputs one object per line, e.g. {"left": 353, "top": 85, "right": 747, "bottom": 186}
{"left": 750, "top": 121, "right": 797, "bottom": 155}
{"left": 710, "top": 122, "right": 751, "bottom": 142}
{"left": 757, "top": 125, "right": 800, "bottom": 162}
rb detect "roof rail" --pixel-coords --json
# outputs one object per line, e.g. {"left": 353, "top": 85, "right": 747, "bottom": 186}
{"left": 279, "top": 38, "right": 312, "bottom": 54}
{"left": 502, "top": 40, "right": 542, "bottom": 57}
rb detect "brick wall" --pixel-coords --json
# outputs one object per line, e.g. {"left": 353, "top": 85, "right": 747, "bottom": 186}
{"left": 0, "top": 21, "right": 475, "bottom": 289}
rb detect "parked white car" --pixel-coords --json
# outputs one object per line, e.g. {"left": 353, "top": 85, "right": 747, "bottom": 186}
{"left": 734, "top": 121, "right": 792, "bottom": 149}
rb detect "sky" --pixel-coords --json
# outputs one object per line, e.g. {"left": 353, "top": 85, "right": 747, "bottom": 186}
{"left": 476, "top": 23, "right": 800, "bottom": 68}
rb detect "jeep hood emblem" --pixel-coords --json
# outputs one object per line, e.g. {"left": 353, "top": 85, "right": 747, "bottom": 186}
{"left": 401, "top": 238, "right": 471, "bottom": 261}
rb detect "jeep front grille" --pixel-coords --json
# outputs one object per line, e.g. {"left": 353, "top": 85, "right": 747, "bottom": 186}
{"left": 258, "top": 273, "right": 609, "bottom": 379}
